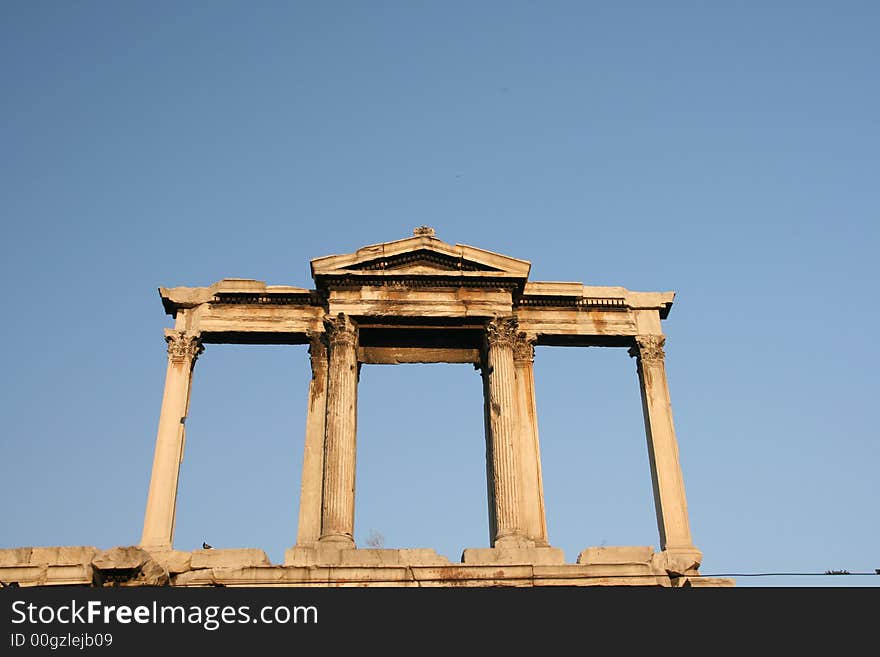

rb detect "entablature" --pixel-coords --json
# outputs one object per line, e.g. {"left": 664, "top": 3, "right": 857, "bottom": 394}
{"left": 158, "top": 230, "right": 675, "bottom": 345}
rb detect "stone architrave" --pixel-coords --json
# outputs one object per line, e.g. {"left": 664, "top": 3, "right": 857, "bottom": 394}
{"left": 140, "top": 329, "right": 203, "bottom": 550}
{"left": 513, "top": 332, "right": 549, "bottom": 546}
{"left": 318, "top": 313, "right": 359, "bottom": 547}
{"left": 629, "top": 335, "right": 700, "bottom": 562}
{"left": 484, "top": 317, "right": 529, "bottom": 547}
{"left": 296, "top": 331, "right": 329, "bottom": 546}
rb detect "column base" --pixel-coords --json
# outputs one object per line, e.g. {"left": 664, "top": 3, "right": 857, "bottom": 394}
{"left": 494, "top": 533, "right": 534, "bottom": 549}
{"left": 317, "top": 533, "right": 355, "bottom": 548}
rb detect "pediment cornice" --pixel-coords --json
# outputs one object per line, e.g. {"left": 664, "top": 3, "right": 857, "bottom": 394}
{"left": 310, "top": 228, "right": 531, "bottom": 281}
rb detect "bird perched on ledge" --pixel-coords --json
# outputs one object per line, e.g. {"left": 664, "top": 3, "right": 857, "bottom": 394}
{"left": 202, "top": 542, "right": 213, "bottom": 550}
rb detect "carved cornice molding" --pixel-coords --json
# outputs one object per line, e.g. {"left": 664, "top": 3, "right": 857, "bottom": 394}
{"left": 486, "top": 316, "right": 519, "bottom": 350}
{"left": 628, "top": 334, "right": 666, "bottom": 366}
{"left": 323, "top": 313, "right": 358, "bottom": 348}
{"left": 165, "top": 330, "right": 204, "bottom": 364}
{"left": 512, "top": 332, "right": 536, "bottom": 363}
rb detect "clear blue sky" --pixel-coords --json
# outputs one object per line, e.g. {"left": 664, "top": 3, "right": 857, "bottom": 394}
{"left": 2, "top": 2, "right": 877, "bottom": 587}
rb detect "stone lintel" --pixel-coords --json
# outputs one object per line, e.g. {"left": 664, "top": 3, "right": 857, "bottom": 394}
{"left": 517, "top": 308, "right": 638, "bottom": 342}
{"left": 328, "top": 287, "right": 514, "bottom": 320}
{"left": 192, "top": 303, "right": 324, "bottom": 339}
{"left": 358, "top": 346, "right": 480, "bottom": 364}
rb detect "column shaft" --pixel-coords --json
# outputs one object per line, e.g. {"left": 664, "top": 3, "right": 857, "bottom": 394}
{"left": 480, "top": 363, "right": 498, "bottom": 545}
{"left": 140, "top": 330, "right": 202, "bottom": 550}
{"left": 513, "top": 336, "right": 549, "bottom": 546}
{"left": 485, "top": 318, "right": 528, "bottom": 546}
{"left": 296, "top": 332, "right": 329, "bottom": 546}
{"left": 319, "top": 314, "right": 358, "bottom": 546}
{"left": 630, "top": 335, "right": 697, "bottom": 554}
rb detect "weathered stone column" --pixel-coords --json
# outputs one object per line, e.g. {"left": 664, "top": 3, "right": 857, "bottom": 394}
{"left": 140, "top": 329, "right": 203, "bottom": 550}
{"left": 296, "top": 331, "right": 329, "bottom": 546}
{"left": 485, "top": 317, "right": 529, "bottom": 547}
{"left": 318, "top": 313, "right": 359, "bottom": 547}
{"left": 478, "top": 362, "right": 497, "bottom": 545}
{"left": 513, "top": 332, "right": 549, "bottom": 546}
{"left": 629, "top": 335, "right": 701, "bottom": 563}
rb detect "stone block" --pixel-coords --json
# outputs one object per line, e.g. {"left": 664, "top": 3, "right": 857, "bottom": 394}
{"left": 0, "top": 547, "right": 32, "bottom": 566}
{"left": 147, "top": 549, "right": 192, "bottom": 575}
{"left": 46, "top": 565, "right": 96, "bottom": 586}
{"left": 396, "top": 549, "right": 451, "bottom": 565}
{"left": 0, "top": 565, "right": 47, "bottom": 586}
{"left": 341, "top": 548, "right": 450, "bottom": 566}
{"left": 30, "top": 546, "right": 98, "bottom": 566}
{"left": 461, "top": 546, "right": 565, "bottom": 565}
{"left": 577, "top": 546, "right": 655, "bottom": 565}
{"left": 91, "top": 546, "right": 168, "bottom": 586}
{"left": 285, "top": 545, "right": 319, "bottom": 566}
{"left": 285, "top": 546, "right": 450, "bottom": 567}
{"left": 190, "top": 548, "right": 270, "bottom": 569}
{"left": 285, "top": 544, "right": 342, "bottom": 566}
{"left": 687, "top": 577, "right": 736, "bottom": 588}
{"left": 92, "top": 546, "right": 152, "bottom": 570}
{"left": 651, "top": 549, "right": 702, "bottom": 576}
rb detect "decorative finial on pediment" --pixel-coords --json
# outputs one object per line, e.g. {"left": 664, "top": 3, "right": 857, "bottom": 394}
{"left": 413, "top": 225, "right": 435, "bottom": 237}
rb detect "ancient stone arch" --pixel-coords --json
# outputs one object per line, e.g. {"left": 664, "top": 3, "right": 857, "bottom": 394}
{"left": 134, "top": 227, "right": 731, "bottom": 587}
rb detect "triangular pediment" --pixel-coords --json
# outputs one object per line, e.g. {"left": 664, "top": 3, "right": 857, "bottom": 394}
{"left": 310, "top": 228, "right": 531, "bottom": 280}
{"left": 348, "top": 248, "right": 498, "bottom": 273}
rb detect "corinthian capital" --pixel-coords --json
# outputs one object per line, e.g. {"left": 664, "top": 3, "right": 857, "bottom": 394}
{"left": 486, "top": 316, "right": 519, "bottom": 350}
{"left": 323, "top": 313, "right": 358, "bottom": 348}
{"left": 512, "top": 332, "right": 536, "bottom": 363}
{"left": 628, "top": 334, "right": 666, "bottom": 365}
{"left": 165, "top": 329, "right": 204, "bottom": 364}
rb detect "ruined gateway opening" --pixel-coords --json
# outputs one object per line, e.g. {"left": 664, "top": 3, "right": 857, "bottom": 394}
{"left": 173, "top": 344, "right": 310, "bottom": 564}
{"left": 356, "top": 363, "right": 488, "bottom": 561}
{"left": 536, "top": 346, "right": 658, "bottom": 561}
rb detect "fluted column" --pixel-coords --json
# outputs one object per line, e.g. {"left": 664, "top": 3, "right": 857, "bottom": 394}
{"left": 629, "top": 335, "right": 700, "bottom": 560}
{"left": 296, "top": 331, "right": 329, "bottom": 546}
{"left": 319, "top": 313, "right": 359, "bottom": 547}
{"left": 140, "top": 329, "right": 203, "bottom": 550}
{"left": 485, "top": 317, "right": 529, "bottom": 547}
{"left": 513, "top": 333, "right": 549, "bottom": 546}
{"left": 479, "top": 362, "right": 497, "bottom": 545}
